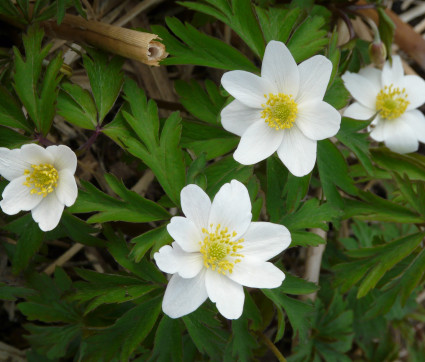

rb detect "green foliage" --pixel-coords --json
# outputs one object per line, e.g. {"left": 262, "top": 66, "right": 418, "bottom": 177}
{"left": 152, "top": 18, "right": 258, "bottom": 72}
{"left": 69, "top": 174, "right": 170, "bottom": 223}
{"left": 13, "top": 26, "right": 63, "bottom": 135}
{"left": 119, "top": 78, "right": 186, "bottom": 205}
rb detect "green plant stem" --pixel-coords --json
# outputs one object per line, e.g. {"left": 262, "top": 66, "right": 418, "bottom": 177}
{"left": 259, "top": 332, "right": 287, "bottom": 362}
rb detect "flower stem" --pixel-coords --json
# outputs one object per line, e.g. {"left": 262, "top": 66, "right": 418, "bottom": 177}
{"left": 258, "top": 332, "right": 287, "bottom": 362}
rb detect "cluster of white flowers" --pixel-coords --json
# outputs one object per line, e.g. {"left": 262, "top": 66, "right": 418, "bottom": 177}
{"left": 2, "top": 40, "right": 424, "bottom": 321}
{"left": 0, "top": 144, "right": 78, "bottom": 231}
{"left": 342, "top": 55, "right": 425, "bottom": 154}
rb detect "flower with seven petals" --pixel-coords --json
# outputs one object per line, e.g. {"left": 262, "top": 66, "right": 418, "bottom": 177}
{"left": 154, "top": 180, "right": 291, "bottom": 319}
{"left": 220, "top": 40, "right": 341, "bottom": 177}
{"left": 0, "top": 144, "right": 78, "bottom": 231}
{"left": 342, "top": 55, "right": 425, "bottom": 154}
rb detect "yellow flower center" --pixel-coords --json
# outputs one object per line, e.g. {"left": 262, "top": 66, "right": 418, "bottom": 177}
{"left": 23, "top": 163, "right": 59, "bottom": 197}
{"left": 199, "top": 224, "right": 244, "bottom": 275}
{"left": 375, "top": 84, "right": 409, "bottom": 120}
{"left": 261, "top": 93, "right": 298, "bottom": 130}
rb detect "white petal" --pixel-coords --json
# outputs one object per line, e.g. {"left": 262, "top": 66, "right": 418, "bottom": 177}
{"left": 277, "top": 126, "right": 317, "bottom": 177}
{"left": 167, "top": 216, "right": 202, "bottom": 253}
{"left": 162, "top": 271, "right": 208, "bottom": 319}
{"left": 31, "top": 192, "right": 65, "bottom": 231}
{"left": 154, "top": 243, "right": 203, "bottom": 278}
{"left": 47, "top": 145, "right": 77, "bottom": 173}
{"left": 180, "top": 184, "right": 211, "bottom": 231}
{"left": 261, "top": 41, "right": 299, "bottom": 96}
{"left": 382, "top": 117, "right": 419, "bottom": 154}
{"left": 221, "top": 100, "right": 261, "bottom": 137}
{"left": 382, "top": 55, "right": 404, "bottom": 87}
{"left": 228, "top": 259, "right": 285, "bottom": 288}
{"left": 221, "top": 70, "right": 275, "bottom": 108}
{"left": 402, "top": 110, "right": 425, "bottom": 143}
{"left": 369, "top": 116, "right": 385, "bottom": 142}
{"left": 343, "top": 102, "right": 376, "bottom": 120}
{"left": 403, "top": 75, "right": 425, "bottom": 110}
{"left": 208, "top": 180, "right": 252, "bottom": 239}
{"left": 205, "top": 269, "right": 244, "bottom": 319}
{"left": 55, "top": 170, "right": 77, "bottom": 207}
{"left": 296, "top": 55, "right": 332, "bottom": 103}
{"left": 20, "top": 143, "right": 54, "bottom": 165}
{"left": 341, "top": 72, "right": 380, "bottom": 109}
{"left": 0, "top": 148, "right": 31, "bottom": 181}
{"left": 233, "top": 120, "right": 283, "bottom": 165}
{"left": 296, "top": 100, "right": 341, "bottom": 140}
{"left": 359, "top": 67, "right": 382, "bottom": 85}
{"left": 241, "top": 222, "right": 291, "bottom": 261}
{"left": 0, "top": 176, "right": 43, "bottom": 215}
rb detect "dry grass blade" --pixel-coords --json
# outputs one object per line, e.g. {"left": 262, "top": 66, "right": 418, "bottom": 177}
{"left": 42, "top": 14, "right": 168, "bottom": 66}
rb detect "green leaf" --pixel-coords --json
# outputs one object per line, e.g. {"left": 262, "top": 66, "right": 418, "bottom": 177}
{"left": 281, "top": 273, "right": 319, "bottom": 295}
{"left": 317, "top": 139, "right": 358, "bottom": 208}
{"left": 71, "top": 269, "right": 157, "bottom": 314}
{"left": 149, "top": 316, "right": 183, "bottom": 362}
{"left": 83, "top": 49, "right": 124, "bottom": 124}
{"left": 56, "top": 0, "right": 67, "bottom": 24}
{"left": 263, "top": 289, "right": 312, "bottom": 341}
{"left": 180, "top": 0, "right": 265, "bottom": 56}
{"left": 287, "top": 14, "right": 328, "bottom": 63}
{"left": 229, "top": 313, "right": 258, "bottom": 362}
{"left": 256, "top": 6, "right": 302, "bottom": 44}
{"left": 82, "top": 296, "right": 162, "bottom": 361}
{"left": 3, "top": 214, "right": 45, "bottom": 274}
{"left": 323, "top": 77, "right": 350, "bottom": 110}
{"left": 204, "top": 155, "right": 253, "bottom": 196}
{"left": 68, "top": 174, "right": 170, "bottom": 223}
{"left": 290, "top": 230, "right": 326, "bottom": 247}
{"left": 183, "top": 306, "right": 229, "bottom": 359}
{"left": 0, "top": 126, "right": 31, "bottom": 148}
{"left": 120, "top": 78, "right": 186, "bottom": 205}
{"left": 175, "top": 79, "right": 225, "bottom": 124}
{"left": 334, "top": 232, "right": 425, "bottom": 298}
{"left": 280, "top": 198, "right": 341, "bottom": 231}
{"left": 13, "top": 26, "right": 63, "bottom": 135}
{"left": 336, "top": 117, "right": 373, "bottom": 174}
{"left": 60, "top": 212, "right": 104, "bottom": 247}
{"left": 0, "top": 283, "right": 35, "bottom": 301}
{"left": 181, "top": 120, "right": 238, "bottom": 160}
{"left": 0, "top": 85, "right": 31, "bottom": 131}
{"left": 25, "top": 324, "right": 81, "bottom": 360}
{"left": 151, "top": 18, "right": 257, "bottom": 72}
{"left": 343, "top": 190, "right": 423, "bottom": 224}
{"left": 57, "top": 82, "right": 97, "bottom": 130}
{"left": 130, "top": 226, "right": 172, "bottom": 262}
{"left": 377, "top": 8, "right": 395, "bottom": 62}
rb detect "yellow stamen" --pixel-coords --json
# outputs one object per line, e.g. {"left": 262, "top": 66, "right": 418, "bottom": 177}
{"left": 199, "top": 224, "right": 244, "bottom": 275}
{"left": 23, "top": 164, "right": 58, "bottom": 197}
{"left": 375, "top": 84, "right": 409, "bottom": 120}
{"left": 261, "top": 93, "right": 298, "bottom": 130}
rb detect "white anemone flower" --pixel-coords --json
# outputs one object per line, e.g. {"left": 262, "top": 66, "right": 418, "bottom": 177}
{"left": 0, "top": 143, "right": 78, "bottom": 231}
{"left": 220, "top": 40, "right": 341, "bottom": 177}
{"left": 342, "top": 55, "right": 425, "bottom": 154}
{"left": 154, "top": 180, "right": 291, "bottom": 319}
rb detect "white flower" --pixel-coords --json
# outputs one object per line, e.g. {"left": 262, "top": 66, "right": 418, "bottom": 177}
{"left": 154, "top": 180, "right": 291, "bottom": 320}
{"left": 0, "top": 143, "right": 78, "bottom": 231}
{"left": 342, "top": 55, "right": 425, "bottom": 154}
{"left": 220, "top": 40, "right": 341, "bottom": 177}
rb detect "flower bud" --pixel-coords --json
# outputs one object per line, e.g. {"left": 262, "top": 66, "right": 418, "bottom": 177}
{"left": 369, "top": 40, "right": 387, "bottom": 68}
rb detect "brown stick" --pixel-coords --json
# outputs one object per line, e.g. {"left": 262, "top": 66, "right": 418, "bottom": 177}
{"left": 41, "top": 14, "right": 167, "bottom": 66}
{"left": 356, "top": 1, "right": 425, "bottom": 70}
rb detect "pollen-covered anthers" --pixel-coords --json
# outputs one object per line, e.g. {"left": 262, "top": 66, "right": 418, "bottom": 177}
{"left": 375, "top": 84, "right": 409, "bottom": 120}
{"left": 261, "top": 93, "right": 298, "bottom": 130}
{"left": 23, "top": 163, "right": 59, "bottom": 197}
{"left": 199, "top": 224, "right": 244, "bottom": 275}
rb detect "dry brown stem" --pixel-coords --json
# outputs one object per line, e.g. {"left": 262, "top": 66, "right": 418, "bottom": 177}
{"left": 41, "top": 14, "right": 168, "bottom": 66}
